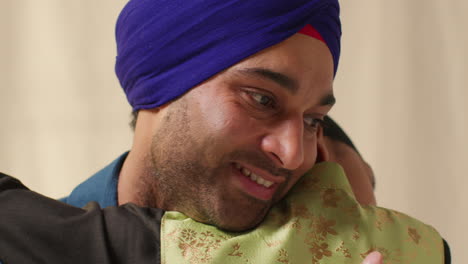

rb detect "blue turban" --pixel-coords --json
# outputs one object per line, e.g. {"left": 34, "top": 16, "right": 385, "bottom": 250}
{"left": 115, "top": 0, "right": 341, "bottom": 110}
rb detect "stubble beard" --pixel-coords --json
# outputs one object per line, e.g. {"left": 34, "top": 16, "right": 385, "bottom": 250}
{"left": 140, "top": 127, "right": 273, "bottom": 231}
{"left": 134, "top": 99, "right": 287, "bottom": 231}
{"left": 135, "top": 101, "right": 217, "bottom": 220}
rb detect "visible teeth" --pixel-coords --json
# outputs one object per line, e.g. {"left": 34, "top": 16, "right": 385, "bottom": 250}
{"left": 235, "top": 163, "right": 242, "bottom": 170}
{"left": 257, "top": 177, "right": 265, "bottom": 185}
{"left": 238, "top": 164, "right": 274, "bottom": 188}
{"left": 250, "top": 173, "right": 258, "bottom": 181}
{"left": 242, "top": 167, "right": 251, "bottom": 177}
{"left": 254, "top": 174, "right": 273, "bottom": 188}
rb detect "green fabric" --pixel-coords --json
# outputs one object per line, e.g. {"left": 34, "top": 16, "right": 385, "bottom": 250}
{"left": 161, "top": 162, "right": 443, "bottom": 264}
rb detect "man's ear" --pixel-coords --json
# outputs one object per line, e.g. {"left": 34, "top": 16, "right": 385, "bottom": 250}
{"left": 316, "top": 126, "right": 329, "bottom": 162}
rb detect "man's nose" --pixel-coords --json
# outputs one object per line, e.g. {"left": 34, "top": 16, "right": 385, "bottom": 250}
{"left": 261, "top": 118, "right": 304, "bottom": 170}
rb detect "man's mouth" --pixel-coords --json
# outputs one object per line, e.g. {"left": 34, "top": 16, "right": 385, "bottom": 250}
{"left": 231, "top": 162, "right": 285, "bottom": 201}
{"left": 235, "top": 163, "right": 274, "bottom": 188}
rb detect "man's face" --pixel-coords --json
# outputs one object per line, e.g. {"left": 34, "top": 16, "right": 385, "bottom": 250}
{"left": 137, "top": 34, "right": 334, "bottom": 231}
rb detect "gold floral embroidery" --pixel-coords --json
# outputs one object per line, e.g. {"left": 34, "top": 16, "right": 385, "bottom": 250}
{"left": 304, "top": 215, "right": 337, "bottom": 262}
{"left": 265, "top": 240, "right": 283, "bottom": 248}
{"left": 225, "top": 243, "right": 253, "bottom": 263}
{"left": 416, "top": 224, "right": 441, "bottom": 257}
{"left": 304, "top": 231, "right": 321, "bottom": 245}
{"left": 322, "top": 188, "right": 342, "bottom": 208}
{"left": 289, "top": 218, "right": 302, "bottom": 232}
{"left": 392, "top": 210, "right": 406, "bottom": 219}
{"left": 162, "top": 163, "right": 444, "bottom": 264}
{"left": 375, "top": 210, "right": 395, "bottom": 231}
{"left": 408, "top": 227, "right": 421, "bottom": 244}
{"left": 352, "top": 224, "right": 360, "bottom": 241}
{"left": 309, "top": 242, "right": 332, "bottom": 262}
{"left": 313, "top": 216, "right": 338, "bottom": 238}
{"left": 352, "top": 233, "right": 360, "bottom": 241}
{"left": 293, "top": 204, "right": 312, "bottom": 219}
{"left": 276, "top": 249, "right": 290, "bottom": 264}
{"left": 181, "top": 229, "right": 197, "bottom": 242}
{"left": 283, "top": 203, "right": 312, "bottom": 233}
{"left": 336, "top": 241, "right": 352, "bottom": 258}
{"left": 227, "top": 243, "right": 243, "bottom": 257}
{"left": 342, "top": 203, "right": 359, "bottom": 218}
{"left": 176, "top": 229, "right": 224, "bottom": 263}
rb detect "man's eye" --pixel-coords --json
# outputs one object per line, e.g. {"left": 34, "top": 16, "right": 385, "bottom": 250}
{"left": 304, "top": 116, "right": 323, "bottom": 130}
{"left": 249, "top": 92, "right": 275, "bottom": 108}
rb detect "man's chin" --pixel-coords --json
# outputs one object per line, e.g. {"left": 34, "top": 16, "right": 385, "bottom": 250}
{"left": 211, "top": 210, "right": 269, "bottom": 232}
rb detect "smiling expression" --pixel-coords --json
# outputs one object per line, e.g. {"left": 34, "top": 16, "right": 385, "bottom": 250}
{"left": 125, "top": 33, "right": 335, "bottom": 231}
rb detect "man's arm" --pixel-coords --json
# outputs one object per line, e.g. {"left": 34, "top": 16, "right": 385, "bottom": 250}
{"left": 0, "top": 172, "right": 161, "bottom": 264}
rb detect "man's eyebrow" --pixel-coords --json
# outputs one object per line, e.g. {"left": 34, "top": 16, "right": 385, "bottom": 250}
{"left": 236, "top": 67, "right": 335, "bottom": 107}
{"left": 237, "top": 67, "right": 298, "bottom": 94}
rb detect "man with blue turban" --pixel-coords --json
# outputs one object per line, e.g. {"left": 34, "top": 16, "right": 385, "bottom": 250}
{"left": 63, "top": 0, "right": 342, "bottom": 232}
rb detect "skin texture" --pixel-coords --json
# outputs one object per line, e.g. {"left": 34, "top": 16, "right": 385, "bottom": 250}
{"left": 323, "top": 136, "right": 376, "bottom": 205}
{"left": 118, "top": 33, "right": 335, "bottom": 231}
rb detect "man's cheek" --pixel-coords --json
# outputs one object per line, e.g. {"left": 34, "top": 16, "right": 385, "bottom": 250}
{"left": 215, "top": 111, "right": 262, "bottom": 139}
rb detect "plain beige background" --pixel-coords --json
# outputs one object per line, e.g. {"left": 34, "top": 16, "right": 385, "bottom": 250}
{"left": 0, "top": 1, "right": 466, "bottom": 262}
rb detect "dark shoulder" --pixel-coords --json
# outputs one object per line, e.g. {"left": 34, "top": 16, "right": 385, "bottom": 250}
{"left": 443, "top": 239, "right": 451, "bottom": 264}
{"left": 0, "top": 173, "right": 163, "bottom": 264}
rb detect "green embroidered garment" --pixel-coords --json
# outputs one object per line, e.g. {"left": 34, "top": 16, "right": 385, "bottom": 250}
{"left": 161, "top": 162, "right": 443, "bottom": 264}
